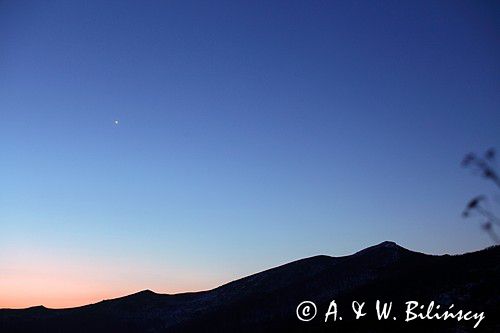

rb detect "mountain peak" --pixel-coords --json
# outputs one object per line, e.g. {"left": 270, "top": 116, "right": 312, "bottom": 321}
{"left": 27, "top": 305, "right": 46, "bottom": 310}
{"left": 127, "top": 289, "right": 158, "bottom": 298}
{"left": 137, "top": 289, "right": 156, "bottom": 295}
{"left": 375, "top": 241, "right": 400, "bottom": 248}
{"left": 353, "top": 241, "right": 406, "bottom": 257}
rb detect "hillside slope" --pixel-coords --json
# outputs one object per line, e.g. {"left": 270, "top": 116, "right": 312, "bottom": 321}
{"left": 1, "top": 242, "right": 498, "bottom": 332}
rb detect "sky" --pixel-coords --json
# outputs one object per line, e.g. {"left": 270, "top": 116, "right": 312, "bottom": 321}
{"left": 1, "top": 0, "right": 499, "bottom": 308}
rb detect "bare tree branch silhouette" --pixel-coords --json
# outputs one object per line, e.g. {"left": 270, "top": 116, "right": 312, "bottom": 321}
{"left": 462, "top": 148, "right": 500, "bottom": 244}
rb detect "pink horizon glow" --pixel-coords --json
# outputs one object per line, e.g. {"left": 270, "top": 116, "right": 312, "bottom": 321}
{"left": 0, "top": 250, "right": 225, "bottom": 309}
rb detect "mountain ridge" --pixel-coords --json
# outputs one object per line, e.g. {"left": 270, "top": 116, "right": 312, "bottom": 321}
{"left": 1, "top": 242, "right": 499, "bottom": 332}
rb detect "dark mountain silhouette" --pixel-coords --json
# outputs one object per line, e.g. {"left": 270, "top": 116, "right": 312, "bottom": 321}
{"left": 1, "top": 241, "right": 499, "bottom": 332}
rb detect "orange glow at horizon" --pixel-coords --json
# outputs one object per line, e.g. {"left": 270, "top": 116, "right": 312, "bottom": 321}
{"left": 0, "top": 250, "right": 222, "bottom": 309}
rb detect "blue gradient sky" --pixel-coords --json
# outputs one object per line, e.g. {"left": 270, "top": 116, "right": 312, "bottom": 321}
{"left": 1, "top": 1, "right": 499, "bottom": 307}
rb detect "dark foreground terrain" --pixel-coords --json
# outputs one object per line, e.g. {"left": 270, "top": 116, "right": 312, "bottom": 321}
{"left": 1, "top": 241, "right": 499, "bottom": 332}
